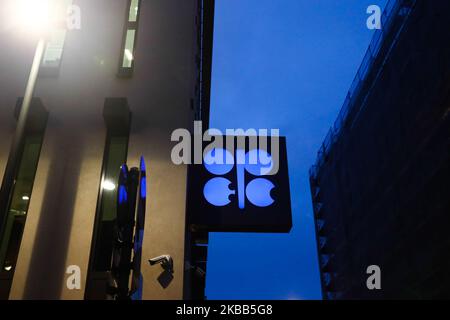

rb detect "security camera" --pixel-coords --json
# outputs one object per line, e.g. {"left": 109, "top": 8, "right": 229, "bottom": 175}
{"left": 149, "top": 255, "right": 173, "bottom": 273}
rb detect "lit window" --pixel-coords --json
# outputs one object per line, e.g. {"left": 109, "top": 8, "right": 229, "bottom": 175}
{"left": 42, "top": 29, "right": 67, "bottom": 68}
{"left": 128, "top": 0, "right": 140, "bottom": 22}
{"left": 40, "top": 0, "right": 73, "bottom": 75}
{"left": 85, "top": 98, "right": 131, "bottom": 300}
{"left": 0, "top": 98, "right": 48, "bottom": 299}
{"left": 118, "top": 0, "right": 141, "bottom": 77}
{"left": 122, "top": 29, "right": 136, "bottom": 68}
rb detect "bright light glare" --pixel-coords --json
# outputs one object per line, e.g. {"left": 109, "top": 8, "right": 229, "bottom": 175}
{"left": 10, "top": 0, "right": 59, "bottom": 34}
{"left": 125, "top": 49, "right": 134, "bottom": 62}
{"left": 102, "top": 180, "right": 116, "bottom": 191}
{"left": 22, "top": 195, "right": 30, "bottom": 201}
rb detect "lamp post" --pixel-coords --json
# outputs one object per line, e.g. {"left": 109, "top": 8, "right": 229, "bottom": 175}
{"left": 0, "top": 0, "right": 57, "bottom": 239}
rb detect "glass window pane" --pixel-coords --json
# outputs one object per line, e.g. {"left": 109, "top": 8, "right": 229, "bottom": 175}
{"left": 92, "top": 136, "right": 128, "bottom": 271}
{"left": 122, "top": 29, "right": 136, "bottom": 68}
{"left": 41, "top": 0, "right": 72, "bottom": 69}
{"left": 42, "top": 30, "right": 67, "bottom": 68}
{"left": 128, "top": 0, "right": 140, "bottom": 22}
{"left": 0, "top": 135, "right": 44, "bottom": 273}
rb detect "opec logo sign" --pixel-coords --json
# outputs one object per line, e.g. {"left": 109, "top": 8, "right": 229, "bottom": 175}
{"left": 187, "top": 136, "right": 292, "bottom": 233}
{"left": 203, "top": 148, "right": 275, "bottom": 209}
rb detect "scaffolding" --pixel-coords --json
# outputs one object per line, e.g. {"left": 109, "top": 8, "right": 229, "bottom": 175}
{"left": 309, "top": 0, "right": 418, "bottom": 181}
{"left": 309, "top": 0, "right": 420, "bottom": 300}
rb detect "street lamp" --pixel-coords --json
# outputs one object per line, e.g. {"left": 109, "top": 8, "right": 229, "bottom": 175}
{"left": 0, "top": 0, "right": 61, "bottom": 236}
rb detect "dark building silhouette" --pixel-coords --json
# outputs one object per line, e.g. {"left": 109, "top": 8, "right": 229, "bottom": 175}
{"left": 310, "top": 0, "right": 450, "bottom": 299}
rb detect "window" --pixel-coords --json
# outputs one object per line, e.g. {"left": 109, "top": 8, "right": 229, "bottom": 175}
{"left": 91, "top": 136, "right": 129, "bottom": 271}
{"left": 118, "top": 0, "right": 141, "bottom": 77}
{"left": 122, "top": 30, "right": 136, "bottom": 69}
{"left": 85, "top": 98, "right": 131, "bottom": 300}
{"left": 0, "top": 98, "right": 48, "bottom": 299}
{"left": 41, "top": 30, "right": 67, "bottom": 69}
{"left": 128, "top": 0, "right": 140, "bottom": 22}
{"left": 0, "top": 137, "right": 43, "bottom": 269}
{"left": 40, "top": 0, "right": 73, "bottom": 75}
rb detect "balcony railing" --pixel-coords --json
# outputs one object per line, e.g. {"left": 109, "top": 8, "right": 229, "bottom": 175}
{"left": 309, "top": 0, "right": 417, "bottom": 180}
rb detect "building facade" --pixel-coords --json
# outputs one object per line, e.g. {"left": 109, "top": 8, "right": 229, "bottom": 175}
{"left": 310, "top": 0, "right": 450, "bottom": 299}
{"left": 0, "top": 0, "right": 214, "bottom": 300}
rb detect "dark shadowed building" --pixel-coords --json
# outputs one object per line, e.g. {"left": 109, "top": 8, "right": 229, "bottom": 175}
{"left": 310, "top": 0, "right": 450, "bottom": 299}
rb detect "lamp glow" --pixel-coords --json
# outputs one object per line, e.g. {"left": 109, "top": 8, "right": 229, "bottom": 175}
{"left": 10, "top": 0, "right": 64, "bottom": 34}
{"left": 22, "top": 195, "right": 30, "bottom": 201}
{"left": 102, "top": 180, "right": 116, "bottom": 191}
{"left": 14, "top": 0, "right": 50, "bottom": 32}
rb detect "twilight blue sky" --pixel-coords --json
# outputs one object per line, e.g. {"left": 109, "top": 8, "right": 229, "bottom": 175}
{"left": 206, "top": 0, "right": 387, "bottom": 300}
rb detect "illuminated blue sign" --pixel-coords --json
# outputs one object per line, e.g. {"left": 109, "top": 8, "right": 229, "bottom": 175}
{"left": 187, "top": 136, "right": 292, "bottom": 233}
{"left": 203, "top": 148, "right": 275, "bottom": 209}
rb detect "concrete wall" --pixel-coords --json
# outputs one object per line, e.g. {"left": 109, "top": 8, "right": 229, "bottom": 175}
{"left": 0, "top": 0, "right": 200, "bottom": 299}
